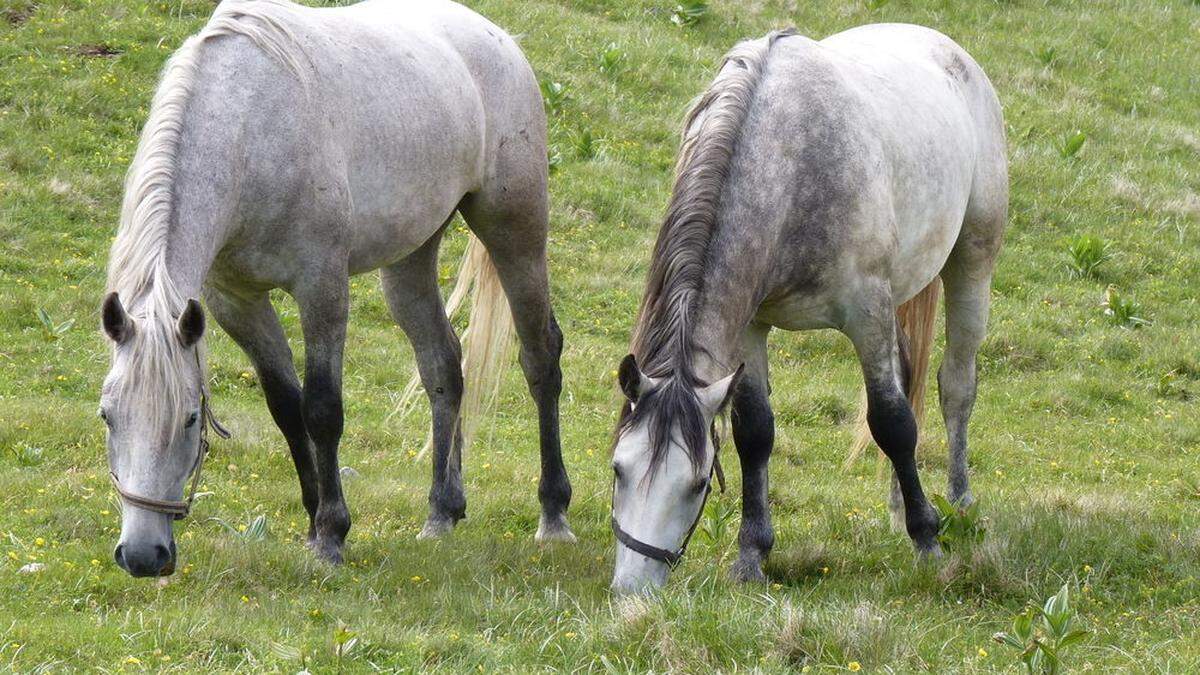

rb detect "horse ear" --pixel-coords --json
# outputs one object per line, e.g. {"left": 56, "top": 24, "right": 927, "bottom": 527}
{"left": 697, "top": 363, "right": 744, "bottom": 415}
{"left": 102, "top": 292, "right": 133, "bottom": 343}
{"left": 618, "top": 354, "right": 663, "bottom": 402}
{"left": 618, "top": 354, "right": 642, "bottom": 402}
{"left": 177, "top": 298, "right": 205, "bottom": 348}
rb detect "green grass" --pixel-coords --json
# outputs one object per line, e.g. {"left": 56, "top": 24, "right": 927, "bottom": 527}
{"left": 2, "top": 0, "right": 1199, "bottom": 671}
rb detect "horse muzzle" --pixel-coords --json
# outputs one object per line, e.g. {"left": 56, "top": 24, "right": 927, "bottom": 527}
{"left": 114, "top": 538, "right": 176, "bottom": 577}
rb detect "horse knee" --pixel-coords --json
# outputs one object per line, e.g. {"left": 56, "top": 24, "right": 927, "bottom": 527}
{"left": 866, "top": 387, "right": 917, "bottom": 461}
{"left": 302, "top": 373, "right": 344, "bottom": 450}
{"left": 732, "top": 382, "right": 774, "bottom": 461}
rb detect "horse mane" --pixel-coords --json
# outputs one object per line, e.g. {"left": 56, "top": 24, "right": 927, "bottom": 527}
{"left": 104, "top": 0, "right": 308, "bottom": 430}
{"left": 622, "top": 30, "right": 793, "bottom": 476}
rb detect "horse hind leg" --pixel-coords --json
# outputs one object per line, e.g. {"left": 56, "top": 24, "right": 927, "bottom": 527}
{"left": 458, "top": 159, "right": 574, "bottom": 543}
{"left": 845, "top": 284, "right": 940, "bottom": 557}
{"left": 938, "top": 208, "right": 1004, "bottom": 505}
{"left": 381, "top": 229, "right": 467, "bottom": 538}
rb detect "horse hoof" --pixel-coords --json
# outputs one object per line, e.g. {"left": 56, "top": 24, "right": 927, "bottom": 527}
{"left": 417, "top": 516, "right": 456, "bottom": 539}
{"left": 535, "top": 515, "right": 577, "bottom": 543}
{"left": 729, "top": 559, "right": 767, "bottom": 584}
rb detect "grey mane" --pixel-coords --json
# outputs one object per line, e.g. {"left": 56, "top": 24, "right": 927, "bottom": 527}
{"left": 622, "top": 29, "right": 793, "bottom": 475}
{"left": 104, "top": 0, "right": 307, "bottom": 430}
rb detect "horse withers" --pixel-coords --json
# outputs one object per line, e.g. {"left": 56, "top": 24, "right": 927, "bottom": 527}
{"left": 610, "top": 25, "right": 1007, "bottom": 593}
{"left": 99, "top": 0, "right": 573, "bottom": 577}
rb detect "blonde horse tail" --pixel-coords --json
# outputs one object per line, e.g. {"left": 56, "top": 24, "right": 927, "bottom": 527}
{"left": 846, "top": 278, "right": 942, "bottom": 466}
{"left": 396, "top": 234, "right": 515, "bottom": 459}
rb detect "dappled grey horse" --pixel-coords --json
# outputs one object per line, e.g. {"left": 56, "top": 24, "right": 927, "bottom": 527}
{"left": 99, "top": 0, "right": 574, "bottom": 577}
{"left": 610, "top": 25, "right": 1007, "bottom": 593}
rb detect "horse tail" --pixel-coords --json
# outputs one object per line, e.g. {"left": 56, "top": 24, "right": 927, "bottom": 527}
{"left": 396, "top": 234, "right": 515, "bottom": 459}
{"left": 847, "top": 279, "right": 942, "bottom": 465}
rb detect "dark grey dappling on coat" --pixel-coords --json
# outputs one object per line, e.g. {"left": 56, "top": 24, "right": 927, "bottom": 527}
{"left": 610, "top": 24, "right": 1007, "bottom": 594}
{"left": 98, "top": 0, "right": 573, "bottom": 578}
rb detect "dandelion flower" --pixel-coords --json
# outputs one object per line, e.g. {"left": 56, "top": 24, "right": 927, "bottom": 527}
{"left": 848, "top": 662, "right": 861, "bottom": 672}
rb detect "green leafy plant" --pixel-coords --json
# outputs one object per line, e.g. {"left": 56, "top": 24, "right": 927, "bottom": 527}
{"left": 571, "top": 128, "right": 605, "bottom": 160}
{"left": 1065, "top": 235, "right": 1111, "bottom": 279}
{"left": 332, "top": 621, "right": 359, "bottom": 674}
{"left": 212, "top": 514, "right": 268, "bottom": 541}
{"left": 36, "top": 307, "right": 74, "bottom": 341}
{"left": 539, "top": 79, "right": 570, "bottom": 115}
{"left": 547, "top": 144, "right": 563, "bottom": 173}
{"left": 1034, "top": 45, "right": 1058, "bottom": 66}
{"left": 864, "top": 0, "right": 890, "bottom": 9}
{"left": 993, "top": 584, "right": 1089, "bottom": 674}
{"left": 269, "top": 641, "right": 311, "bottom": 674}
{"left": 931, "top": 494, "right": 986, "bottom": 551}
{"left": 698, "top": 495, "right": 738, "bottom": 548}
{"left": 670, "top": 0, "right": 709, "bottom": 27}
{"left": 5, "top": 442, "right": 44, "bottom": 467}
{"left": 1102, "top": 285, "right": 1150, "bottom": 328}
{"left": 598, "top": 42, "right": 625, "bottom": 75}
{"left": 1058, "top": 130, "right": 1086, "bottom": 158}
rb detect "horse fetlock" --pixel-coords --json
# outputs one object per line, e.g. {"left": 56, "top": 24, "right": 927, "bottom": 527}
{"left": 315, "top": 501, "right": 350, "bottom": 541}
{"left": 905, "top": 501, "right": 940, "bottom": 551}
{"left": 948, "top": 487, "right": 974, "bottom": 507}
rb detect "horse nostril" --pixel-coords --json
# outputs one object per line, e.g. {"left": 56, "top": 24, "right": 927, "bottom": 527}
{"left": 113, "top": 544, "right": 127, "bottom": 571}
{"left": 154, "top": 544, "right": 171, "bottom": 567}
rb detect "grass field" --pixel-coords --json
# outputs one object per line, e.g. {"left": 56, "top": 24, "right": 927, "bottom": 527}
{"left": 2, "top": 0, "right": 1200, "bottom": 671}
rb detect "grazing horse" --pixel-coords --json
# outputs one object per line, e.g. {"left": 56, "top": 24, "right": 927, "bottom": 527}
{"left": 99, "top": 0, "right": 574, "bottom": 578}
{"left": 609, "top": 25, "right": 1007, "bottom": 593}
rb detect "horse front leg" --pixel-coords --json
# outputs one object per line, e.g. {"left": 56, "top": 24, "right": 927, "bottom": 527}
{"left": 205, "top": 289, "right": 320, "bottom": 543}
{"left": 295, "top": 273, "right": 352, "bottom": 564}
{"left": 730, "top": 323, "right": 775, "bottom": 583}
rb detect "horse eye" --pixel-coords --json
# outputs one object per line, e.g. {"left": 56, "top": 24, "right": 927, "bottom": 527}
{"left": 99, "top": 409, "right": 111, "bottom": 427}
{"left": 612, "top": 464, "right": 624, "bottom": 481}
{"left": 184, "top": 412, "right": 199, "bottom": 429}
{"left": 694, "top": 478, "right": 709, "bottom": 495}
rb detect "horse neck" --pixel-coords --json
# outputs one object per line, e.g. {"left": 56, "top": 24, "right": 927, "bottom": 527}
{"left": 690, "top": 282, "right": 760, "bottom": 383}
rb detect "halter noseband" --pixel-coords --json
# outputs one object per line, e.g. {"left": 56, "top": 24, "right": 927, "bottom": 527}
{"left": 109, "top": 349, "right": 229, "bottom": 521}
{"left": 610, "top": 425, "right": 726, "bottom": 567}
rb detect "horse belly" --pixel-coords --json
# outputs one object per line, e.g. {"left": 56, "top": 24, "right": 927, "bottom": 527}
{"left": 336, "top": 56, "right": 485, "bottom": 273}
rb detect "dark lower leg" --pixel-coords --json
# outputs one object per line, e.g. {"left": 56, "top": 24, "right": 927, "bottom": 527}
{"left": 524, "top": 314, "right": 573, "bottom": 538}
{"left": 204, "top": 291, "right": 320, "bottom": 541}
{"left": 730, "top": 378, "right": 775, "bottom": 582}
{"left": 302, "top": 363, "right": 350, "bottom": 563}
{"left": 866, "top": 386, "right": 939, "bottom": 554}
{"left": 258, "top": 369, "right": 320, "bottom": 539}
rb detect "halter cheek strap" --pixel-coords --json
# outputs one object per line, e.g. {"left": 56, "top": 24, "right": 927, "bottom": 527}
{"left": 109, "top": 350, "right": 229, "bottom": 521}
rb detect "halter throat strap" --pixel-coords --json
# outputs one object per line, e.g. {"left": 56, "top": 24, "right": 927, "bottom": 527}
{"left": 109, "top": 349, "right": 229, "bottom": 520}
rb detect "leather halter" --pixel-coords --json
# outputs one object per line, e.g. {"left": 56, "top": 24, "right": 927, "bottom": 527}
{"left": 611, "top": 425, "right": 726, "bottom": 567}
{"left": 109, "top": 349, "right": 230, "bottom": 521}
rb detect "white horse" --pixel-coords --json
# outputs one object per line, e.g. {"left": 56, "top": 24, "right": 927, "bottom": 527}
{"left": 99, "top": 0, "right": 574, "bottom": 577}
{"left": 610, "top": 25, "right": 1007, "bottom": 593}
